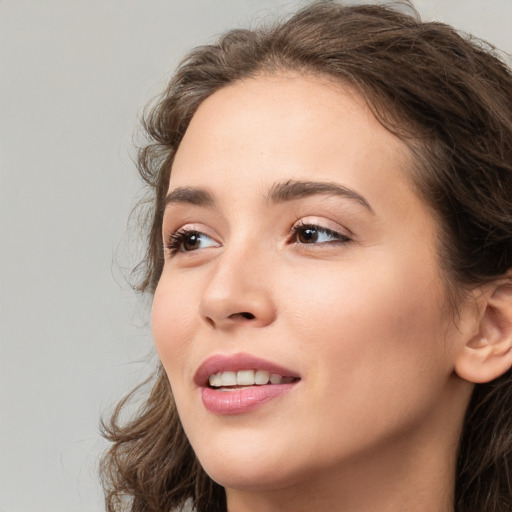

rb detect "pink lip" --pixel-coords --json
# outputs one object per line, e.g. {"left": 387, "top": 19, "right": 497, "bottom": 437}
{"left": 194, "top": 353, "right": 301, "bottom": 415}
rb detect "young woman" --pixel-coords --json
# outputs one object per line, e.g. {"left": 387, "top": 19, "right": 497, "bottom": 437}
{"left": 101, "top": 2, "right": 512, "bottom": 511}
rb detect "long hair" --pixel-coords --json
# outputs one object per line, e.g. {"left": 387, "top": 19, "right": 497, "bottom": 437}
{"left": 100, "top": 2, "right": 512, "bottom": 511}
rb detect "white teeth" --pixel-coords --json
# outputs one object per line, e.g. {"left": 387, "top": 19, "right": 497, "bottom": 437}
{"left": 208, "top": 373, "right": 222, "bottom": 387}
{"left": 270, "top": 373, "right": 283, "bottom": 384}
{"left": 208, "top": 370, "right": 293, "bottom": 388}
{"left": 237, "top": 370, "right": 255, "bottom": 385}
{"left": 221, "top": 371, "right": 237, "bottom": 386}
{"left": 254, "top": 370, "right": 270, "bottom": 385}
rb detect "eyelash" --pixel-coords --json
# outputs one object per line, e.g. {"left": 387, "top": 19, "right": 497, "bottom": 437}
{"left": 165, "top": 228, "right": 207, "bottom": 255}
{"left": 289, "top": 221, "right": 351, "bottom": 246}
{"left": 164, "top": 222, "right": 351, "bottom": 256}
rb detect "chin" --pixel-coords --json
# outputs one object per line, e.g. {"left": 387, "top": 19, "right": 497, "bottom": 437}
{"left": 194, "top": 440, "right": 305, "bottom": 491}
{"left": 206, "top": 463, "right": 299, "bottom": 492}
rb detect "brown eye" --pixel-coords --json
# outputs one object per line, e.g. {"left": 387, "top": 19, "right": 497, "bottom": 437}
{"left": 166, "top": 229, "right": 220, "bottom": 255}
{"left": 296, "top": 226, "right": 319, "bottom": 243}
{"left": 291, "top": 223, "right": 351, "bottom": 245}
{"left": 182, "top": 232, "right": 202, "bottom": 251}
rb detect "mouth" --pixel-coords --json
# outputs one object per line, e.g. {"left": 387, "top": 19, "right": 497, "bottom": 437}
{"left": 195, "top": 352, "right": 301, "bottom": 388}
{"left": 208, "top": 370, "right": 299, "bottom": 390}
{"left": 195, "top": 353, "right": 301, "bottom": 414}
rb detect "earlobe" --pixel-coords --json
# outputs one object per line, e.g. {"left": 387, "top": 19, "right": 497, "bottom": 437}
{"left": 455, "top": 279, "right": 512, "bottom": 384}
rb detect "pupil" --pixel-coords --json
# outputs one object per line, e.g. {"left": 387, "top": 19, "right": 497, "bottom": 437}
{"left": 299, "top": 227, "right": 318, "bottom": 243}
{"left": 184, "top": 232, "right": 200, "bottom": 250}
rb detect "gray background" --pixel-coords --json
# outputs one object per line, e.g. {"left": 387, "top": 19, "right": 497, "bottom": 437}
{"left": 1, "top": 1, "right": 511, "bottom": 511}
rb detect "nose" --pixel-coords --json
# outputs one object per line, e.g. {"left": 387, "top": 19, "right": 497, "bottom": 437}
{"left": 199, "top": 243, "right": 276, "bottom": 330}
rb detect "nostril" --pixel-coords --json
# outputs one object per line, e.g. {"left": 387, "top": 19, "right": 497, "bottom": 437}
{"left": 232, "top": 312, "right": 255, "bottom": 320}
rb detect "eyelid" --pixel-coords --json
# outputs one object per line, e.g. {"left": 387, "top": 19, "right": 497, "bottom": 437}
{"left": 163, "top": 223, "right": 221, "bottom": 255}
{"left": 164, "top": 222, "right": 218, "bottom": 239}
{"left": 292, "top": 216, "right": 352, "bottom": 237}
{"left": 161, "top": 205, "right": 222, "bottom": 239}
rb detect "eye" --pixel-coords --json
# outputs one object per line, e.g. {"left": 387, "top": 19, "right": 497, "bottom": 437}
{"left": 165, "top": 228, "right": 220, "bottom": 255}
{"left": 290, "top": 222, "right": 351, "bottom": 245}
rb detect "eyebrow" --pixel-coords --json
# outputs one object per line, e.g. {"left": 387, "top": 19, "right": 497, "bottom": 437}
{"left": 164, "top": 180, "right": 373, "bottom": 213}
{"left": 266, "top": 180, "right": 374, "bottom": 213}
{"left": 164, "top": 187, "right": 215, "bottom": 208}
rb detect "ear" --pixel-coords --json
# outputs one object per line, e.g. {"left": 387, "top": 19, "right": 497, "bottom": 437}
{"left": 455, "top": 277, "right": 512, "bottom": 384}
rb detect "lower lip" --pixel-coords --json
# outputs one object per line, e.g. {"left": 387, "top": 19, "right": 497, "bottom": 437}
{"left": 201, "top": 383, "right": 297, "bottom": 415}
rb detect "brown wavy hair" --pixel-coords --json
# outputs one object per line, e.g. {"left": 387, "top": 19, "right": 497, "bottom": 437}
{"left": 100, "top": 2, "right": 512, "bottom": 511}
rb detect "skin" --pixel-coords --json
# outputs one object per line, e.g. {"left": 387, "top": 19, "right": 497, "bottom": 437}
{"left": 152, "top": 74, "right": 479, "bottom": 512}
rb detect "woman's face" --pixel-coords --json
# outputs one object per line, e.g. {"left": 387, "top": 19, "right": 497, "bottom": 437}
{"left": 152, "top": 75, "right": 471, "bottom": 493}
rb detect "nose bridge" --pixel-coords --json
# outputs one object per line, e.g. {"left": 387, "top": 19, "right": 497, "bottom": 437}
{"left": 199, "top": 234, "right": 276, "bottom": 329}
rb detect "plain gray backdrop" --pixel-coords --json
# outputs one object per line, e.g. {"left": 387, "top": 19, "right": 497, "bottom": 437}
{"left": 1, "top": 1, "right": 511, "bottom": 511}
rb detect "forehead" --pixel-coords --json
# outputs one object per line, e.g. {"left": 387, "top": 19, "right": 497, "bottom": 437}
{"left": 172, "top": 74, "right": 407, "bottom": 175}
{"left": 168, "top": 74, "right": 421, "bottom": 220}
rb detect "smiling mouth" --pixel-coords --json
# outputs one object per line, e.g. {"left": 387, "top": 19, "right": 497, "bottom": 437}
{"left": 198, "top": 355, "right": 301, "bottom": 414}
{"left": 208, "top": 370, "right": 299, "bottom": 390}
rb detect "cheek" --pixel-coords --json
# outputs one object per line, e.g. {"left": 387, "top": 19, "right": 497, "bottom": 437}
{"left": 278, "top": 253, "right": 451, "bottom": 391}
{"left": 269, "top": 260, "right": 455, "bottom": 463}
{"left": 151, "top": 278, "right": 197, "bottom": 378}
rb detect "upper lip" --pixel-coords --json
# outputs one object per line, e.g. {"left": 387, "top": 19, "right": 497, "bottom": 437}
{"left": 194, "top": 352, "right": 301, "bottom": 387}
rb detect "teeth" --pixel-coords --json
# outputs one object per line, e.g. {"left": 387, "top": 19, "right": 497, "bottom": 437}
{"left": 237, "top": 370, "right": 255, "bottom": 385}
{"left": 270, "top": 373, "right": 283, "bottom": 384}
{"left": 208, "top": 370, "right": 294, "bottom": 388}
{"left": 255, "top": 370, "right": 270, "bottom": 385}
{"left": 209, "top": 373, "right": 222, "bottom": 387}
{"left": 221, "top": 371, "right": 237, "bottom": 386}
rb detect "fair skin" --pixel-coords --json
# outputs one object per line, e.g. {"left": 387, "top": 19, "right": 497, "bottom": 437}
{"left": 151, "top": 74, "right": 502, "bottom": 512}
